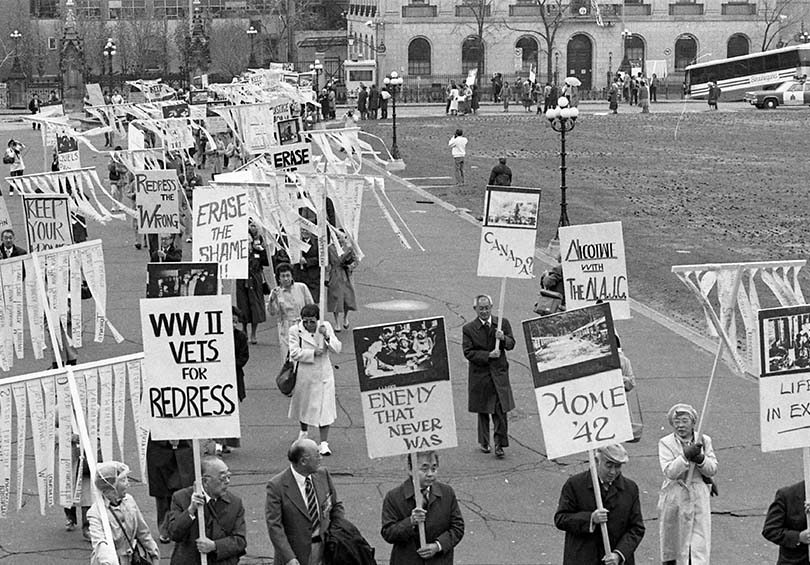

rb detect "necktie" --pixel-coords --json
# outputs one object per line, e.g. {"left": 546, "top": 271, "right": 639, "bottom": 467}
{"left": 305, "top": 476, "right": 320, "bottom": 533}
{"left": 421, "top": 487, "right": 430, "bottom": 510}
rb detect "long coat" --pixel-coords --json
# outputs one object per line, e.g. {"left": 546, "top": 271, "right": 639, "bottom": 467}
{"left": 326, "top": 245, "right": 357, "bottom": 314}
{"left": 265, "top": 467, "right": 345, "bottom": 565}
{"left": 88, "top": 494, "right": 161, "bottom": 565}
{"left": 287, "top": 320, "right": 342, "bottom": 426}
{"left": 658, "top": 432, "right": 718, "bottom": 564}
{"left": 146, "top": 439, "right": 194, "bottom": 498}
{"left": 554, "top": 470, "right": 645, "bottom": 565}
{"left": 461, "top": 317, "right": 515, "bottom": 414}
{"left": 167, "top": 486, "right": 247, "bottom": 564}
{"left": 235, "top": 239, "right": 269, "bottom": 325}
{"left": 381, "top": 479, "right": 465, "bottom": 565}
{"left": 762, "top": 481, "right": 809, "bottom": 564}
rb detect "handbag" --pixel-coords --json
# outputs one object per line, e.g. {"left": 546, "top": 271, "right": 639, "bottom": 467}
{"left": 277, "top": 335, "right": 301, "bottom": 397}
{"left": 109, "top": 505, "right": 152, "bottom": 565}
{"left": 262, "top": 280, "right": 271, "bottom": 296}
{"left": 533, "top": 288, "right": 564, "bottom": 316}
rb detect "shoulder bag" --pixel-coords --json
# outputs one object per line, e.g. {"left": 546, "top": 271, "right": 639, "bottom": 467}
{"left": 108, "top": 505, "right": 152, "bottom": 565}
{"left": 277, "top": 334, "right": 301, "bottom": 397}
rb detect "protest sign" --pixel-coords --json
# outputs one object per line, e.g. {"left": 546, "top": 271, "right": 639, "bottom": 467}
{"left": 192, "top": 187, "right": 250, "bottom": 279}
{"left": 266, "top": 142, "right": 314, "bottom": 175}
{"left": 559, "top": 221, "right": 630, "bottom": 320}
{"left": 523, "top": 303, "right": 632, "bottom": 459}
{"left": 85, "top": 84, "right": 104, "bottom": 107}
{"left": 189, "top": 91, "right": 207, "bottom": 119}
{"left": 133, "top": 169, "right": 181, "bottom": 234}
{"left": 277, "top": 117, "right": 303, "bottom": 146}
{"left": 22, "top": 194, "right": 73, "bottom": 252}
{"left": 758, "top": 305, "right": 810, "bottom": 452}
{"left": 146, "top": 262, "right": 219, "bottom": 298}
{"left": 162, "top": 102, "right": 190, "bottom": 119}
{"left": 0, "top": 196, "right": 12, "bottom": 233}
{"left": 56, "top": 133, "right": 81, "bottom": 171}
{"left": 477, "top": 186, "right": 541, "bottom": 279}
{"left": 353, "top": 317, "right": 457, "bottom": 459}
{"left": 140, "top": 295, "right": 240, "bottom": 441}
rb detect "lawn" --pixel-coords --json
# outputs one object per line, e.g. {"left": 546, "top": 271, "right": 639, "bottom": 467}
{"left": 360, "top": 108, "right": 810, "bottom": 330}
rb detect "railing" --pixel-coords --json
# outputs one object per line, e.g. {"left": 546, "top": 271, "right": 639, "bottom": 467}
{"left": 403, "top": 4, "right": 437, "bottom": 16}
{"left": 721, "top": 2, "right": 756, "bottom": 14}
{"left": 669, "top": 3, "right": 704, "bottom": 15}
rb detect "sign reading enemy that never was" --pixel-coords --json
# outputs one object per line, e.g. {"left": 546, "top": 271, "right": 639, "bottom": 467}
{"left": 758, "top": 304, "right": 810, "bottom": 452}
{"left": 523, "top": 303, "right": 632, "bottom": 459}
{"left": 476, "top": 186, "right": 541, "bottom": 279}
{"left": 135, "top": 169, "right": 180, "bottom": 234}
{"left": 22, "top": 194, "right": 73, "bottom": 252}
{"left": 353, "top": 317, "right": 457, "bottom": 459}
{"left": 559, "top": 221, "right": 630, "bottom": 320}
{"left": 192, "top": 187, "right": 250, "bottom": 279}
{"left": 140, "top": 295, "right": 240, "bottom": 441}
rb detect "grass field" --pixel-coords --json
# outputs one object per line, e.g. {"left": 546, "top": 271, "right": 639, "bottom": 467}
{"left": 361, "top": 108, "right": 810, "bottom": 330}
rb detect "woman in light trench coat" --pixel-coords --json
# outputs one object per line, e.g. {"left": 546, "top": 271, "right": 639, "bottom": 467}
{"left": 288, "top": 303, "right": 342, "bottom": 457}
{"left": 658, "top": 403, "right": 718, "bottom": 564}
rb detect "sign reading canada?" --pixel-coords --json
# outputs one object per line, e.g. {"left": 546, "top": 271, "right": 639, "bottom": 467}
{"left": 140, "top": 295, "right": 240, "bottom": 441}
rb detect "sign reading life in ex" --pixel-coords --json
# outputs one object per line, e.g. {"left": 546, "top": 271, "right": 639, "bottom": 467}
{"left": 140, "top": 295, "right": 240, "bottom": 441}
{"left": 22, "top": 194, "right": 73, "bottom": 252}
{"left": 353, "top": 317, "right": 457, "bottom": 459}
{"left": 522, "top": 303, "right": 632, "bottom": 459}
{"left": 758, "top": 304, "right": 810, "bottom": 452}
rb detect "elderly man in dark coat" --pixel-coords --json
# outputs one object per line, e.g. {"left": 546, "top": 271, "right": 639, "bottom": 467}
{"left": 461, "top": 294, "right": 515, "bottom": 459}
{"left": 554, "top": 444, "right": 645, "bottom": 565}
{"left": 762, "top": 480, "right": 810, "bottom": 564}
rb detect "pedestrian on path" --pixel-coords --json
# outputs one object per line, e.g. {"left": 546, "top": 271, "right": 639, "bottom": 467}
{"left": 554, "top": 444, "right": 645, "bottom": 565}
{"left": 488, "top": 157, "right": 512, "bottom": 186}
{"left": 502, "top": 82, "right": 510, "bottom": 112}
{"left": 639, "top": 80, "right": 650, "bottom": 114}
{"left": 5, "top": 139, "right": 25, "bottom": 196}
{"left": 707, "top": 81, "right": 721, "bottom": 110}
{"left": 28, "top": 93, "right": 41, "bottom": 130}
{"left": 326, "top": 229, "right": 358, "bottom": 332}
{"left": 268, "top": 262, "right": 314, "bottom": 361}
{"left": 461, "top": 294, "right": 515, "bottom": 459}
{"left": 650, "top": 73, "right": 660, "bottom": 102}
{"left": 608, "top": 79, "right": 620, "bottom": 114}
{"left": 658, "top": 403, "right": 718, "bottom": 565}
{"left": 762, "top": 480, "right": 810, "bottom": 564}
{"left": 448, "top": 129, "right": 467, "bottom": 186}
{"left": 235, "top": 220, "right": 269, "bottom": 344}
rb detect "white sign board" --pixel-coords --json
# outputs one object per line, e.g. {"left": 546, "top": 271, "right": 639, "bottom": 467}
{"left": 134, "top": 169, "right": 181, "bottom": 234}
{"left": 22, "top": 194, "right": 73, "bottom": 252}
{"left": 140, "top": 295, "right": 240, "bottom": 441}
{"left": 559, "top": 221, "right": 630, "bottom": 320}
{"left": 266, "top": 142, "right": 314, "bottom": 174}
{"left": 477, "top": 186, "right": 541, "bottom": 279}
{"left": 353, "top": 317, "right": 458, "bottom": 459}
{"left": 192, "top": 187, "right": 250, "bottom": 279}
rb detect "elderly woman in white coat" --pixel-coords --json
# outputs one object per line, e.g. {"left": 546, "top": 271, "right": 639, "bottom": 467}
{"left": 658, "top": 403, "right": 718, "bottom": 565}
{"left": 288, "top": 303, "right": 342, "bottom": 456}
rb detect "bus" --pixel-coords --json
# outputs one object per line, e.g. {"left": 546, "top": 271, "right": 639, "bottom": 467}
{"left": 685, "top": 44, "right": 810, "bottom": 100}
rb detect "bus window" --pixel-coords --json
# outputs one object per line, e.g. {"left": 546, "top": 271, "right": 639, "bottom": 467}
{"left": 748, "top": 56, "right": 765, "bottom": 75}
{"left": 763, "top": 53, "right": 781, "bottom": 71}
{"left": 779, "top": 50, "right": 801, "bottom": 69}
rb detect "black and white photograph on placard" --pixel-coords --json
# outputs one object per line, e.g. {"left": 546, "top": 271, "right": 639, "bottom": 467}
{"left": 759, "top": 305, "right": 810, "bottom": 376}
{"left": 277, "top": 117, "right": 302, "bottom": 146}
{"left": 483, "top": 187, "right": 540, "bottom": 229}
{"left": 146, "top": 262, "right": 219, "bottom": 298}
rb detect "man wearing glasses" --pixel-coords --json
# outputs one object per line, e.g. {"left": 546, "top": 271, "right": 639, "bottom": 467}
{"left": 167, "top": 455, "right": 247, "bottom": 563}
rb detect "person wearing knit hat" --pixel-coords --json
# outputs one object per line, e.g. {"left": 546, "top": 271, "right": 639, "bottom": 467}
{"left": 554, "top": 443, "right": 645, "bottom": 564}
{"left": 658, "top": 403, "right": 718, "bottom": 565}
{"left": 87, "top": 461, "right": 160, "bottom": 564}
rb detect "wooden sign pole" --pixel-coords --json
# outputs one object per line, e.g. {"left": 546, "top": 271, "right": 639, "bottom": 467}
{"left": 494, "top": 277, "right": 506, "bottom": 353}
{"left": 192, "top": 439, "right": 208, "bottom": 565}
{"left": 409, "top": 452, "right": 427, "bottom": 548}
{"left": 587, "top": 449, "right": 612, "bottom": 561}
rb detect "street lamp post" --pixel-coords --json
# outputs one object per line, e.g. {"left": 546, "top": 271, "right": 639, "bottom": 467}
{"left": 309, "top": 58, "right": 323, "bottom": 92}
{"left": 796, "top": 22, "right": 810, "bottom": 43}
{"left": 621, "top": 28, "right": 632, "bottom": 71}
{"left": 545, "top": 95, "right": 579, "bottom": 243}
{"left": 607, "top": 51, "right": 613, "bottom": 86}
{"left": 246, "top": 25, "right": 257, "bottom": 67}
{"left": 9, "top": 30, "right": 22, "bottom": 74}
{"left": 554, "top": 52, "right": 559, "bottom": 86}
{"left": 103, "top": 37, "right": 116, "bottom": 79}
{"left": 383, "top": 71, "right": 403, "bottom": 159}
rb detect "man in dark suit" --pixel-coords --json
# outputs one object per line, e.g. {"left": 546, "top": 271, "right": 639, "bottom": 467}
{"left": 0, "top": 229, "right": 27, "bottom": 259}
{"left": 554, "top": 444, "right": 645, "bottom": 565}
{"left": 381, "top": 450, "right": 465, "bottom": 564}
{"left": 266, "top": 437, "right": 344, "bottom": 565}
{"left": 762, "top": 480, "right": 810, "bottom": 564}
{"left": 293, "top": 230, "right": 320, "bottom": 303}
{"left": 167, "top": 455, "right": 247, "bottom": 564}
{"left": 461, "top": 294, "right": 515, "bottom": 458}
{"left": 150, "top": 234, "right": 182, "bottom": 263}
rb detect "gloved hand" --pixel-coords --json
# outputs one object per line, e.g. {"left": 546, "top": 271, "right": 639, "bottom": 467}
{"left": 682, "top": 443, "right": 703, "bottom": 462}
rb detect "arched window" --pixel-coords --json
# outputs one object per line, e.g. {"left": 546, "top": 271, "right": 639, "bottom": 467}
{"left": 408, "top": 38, "right": 431, "bottom": 76}
{"left": 462, "top": 35, "right": 484, "bottom": 76}
{"left": 675, "top": 35, "right": 698, "bottom": 71}
{"left": 624, "top": 35, "right": 645, "bottom": 69}
{"left": 727, "top": 34, "right": 750, "bottom": 58}
{"left": 567, "top": 34, "right": 593, "bottom": 89}
{"left": 516, "top": 36, "right": 539, "bottom": 73}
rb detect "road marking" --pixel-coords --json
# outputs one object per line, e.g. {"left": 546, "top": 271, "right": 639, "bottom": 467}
{"left": 365, "top": 299, "right": 431, "bottom": 311}
{"left": 403, "top": 176, "right": 452, "bottom": 181}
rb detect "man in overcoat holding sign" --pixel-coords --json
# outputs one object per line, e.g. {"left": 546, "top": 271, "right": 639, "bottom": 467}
{"left": 462, "top": 294, "right": 515, "bottom": 459}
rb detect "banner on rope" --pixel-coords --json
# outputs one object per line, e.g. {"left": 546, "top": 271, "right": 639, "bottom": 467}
{"left": 476, "top": 186, "right": 541, "bottom": 279}
{"left": 134, "top": 169, "right": 181, "bottom": 234}
{"left": 140, "top": 295, "right": 240, "bottom": 440}
{"left": 146, "top": 262, "right": 219, "bottom": 298}
{"left": 560, "top": 221, "right": 630, "bottom": 320}
{"left": 758, "top": 304, "right": 810, "bottom": 452}
{"left": 56, "top": 133, "right": 81, "bottom": 171}
{"left": 22, "top": 194, "right": 73, "bottom": 252}
{"left": 353, "top": 317, "right": 457, "bottom": 458}
{"left": 192, "top": 187, "right": 250, "bottom": 279}
{"left": 522, "top": 303, "right": 632, "bottom": 459}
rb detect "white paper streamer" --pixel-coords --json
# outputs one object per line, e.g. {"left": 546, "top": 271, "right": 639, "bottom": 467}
{"left": 0, "top": 385, "right": 11, "bottom": 517}
{"left": 41, "top": 377, "right": 56, "bottom": 509}
{"left": 23, "top": 257, "right": 46, "bottom": 358}
{"left": 11, "top": 383, "right": 26, "bottom": 510}
{"left": 98, "top": 365, "right": 113, "bottom": 462}
{"left": 69, "top": 250, "right": 82, "bottom": 347}
{"left": 55, "top": 375, "right": 73, "bottom": 507}
{"left": 26, "top": 379, "right": 49, "bottom": 515}
{"left": 112, "top": 363, "right": 126, "bottom": 460}
{"left": 126, "top": 360, "right": 149, "bottom": 482}
{"left": 84, "top": 369, "right": 99, "bottom": 465}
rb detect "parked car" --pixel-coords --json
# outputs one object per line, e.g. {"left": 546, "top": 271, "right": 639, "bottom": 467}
{"left": 744, "top": 81, "right": 810, "bottom": 109}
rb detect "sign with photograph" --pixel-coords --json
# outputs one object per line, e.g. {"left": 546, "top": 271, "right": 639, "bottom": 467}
{"left": 56, "top": 134, "right": 80, "bottom": 171}
{"left": 140, "top": 295, "right": 240, "bottom": 441}
{"left": 353, "top": 317, "right": 457, "bottom": 458}
{"left": 22, "top": 194, "right": 73, "bottom": 252}
{"left": 522, "top": 303, "right": 632, "bottom": 459}
{"left": 134, "top": 169, "right": 181, "bottom": 234}
{"left": 477, "top": 186, "right": 541, "bottom": 279}
{"left": 277, "top": 117, "right": 303, "bottom": 146}
{"left": 192, "top": 187, "right": 250, "bottom": 279}
{"left": 559, "top": 221, "right": 630, "bottom": 320}
{"left": 189, "top": 91, "right": 208, "bottom": 120}
{"left": 758, "top": 305, "right": 810, "bottom": 452}
{"left": 161, "top": 102, "right": 189, "bottom": 119}
{"left": 146, "top": 262, "right": 219, "bottom": 298}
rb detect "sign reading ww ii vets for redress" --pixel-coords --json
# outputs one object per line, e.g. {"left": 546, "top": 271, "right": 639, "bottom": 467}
{"left": 522, "top": 303, "right": 632, "bottom": 460}
{"left": 140, "top": 295, "right": 240, "bottom": 441}
{"left": 22, "top": 194, "right": 73, "bottom": 252}
{"left": 758, "top": 304, "right": 810, "bottom": 452}
{"left": 134, "top": 169, "right": 181, "bottom": 234}
{"left": 353, "top": 317, "right": 457, "bottom": 459}
{"left": 192, "top": 187, "right": 250, "bottom": 279}
{"left": 477, "top": 186, "right": 541, "bottom": 279}
{"left": 559, "top": 221, "right": 630, "bottom": 320}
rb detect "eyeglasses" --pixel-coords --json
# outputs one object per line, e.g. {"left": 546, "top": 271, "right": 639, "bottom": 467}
{"left": 204, "top": 472, "right": 232, "bottom": 481}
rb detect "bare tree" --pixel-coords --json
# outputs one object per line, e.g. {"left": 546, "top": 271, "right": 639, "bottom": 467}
{"left": 113, "top": 17, "right": 167, "bottom": 74}
{"left": 454, "top": 0, "right": 498, "bottom": 85}
{"left": 760, "top": 0, "right": 800, "bottom": 51}
{"left": 503, "top": 0, "right": 568, "bottom": 83}
{"left": 257, "top": 0, "right": 328, "bottom": 63}
{"left": 209, "top": 20, "right": 251, "bottom": 79}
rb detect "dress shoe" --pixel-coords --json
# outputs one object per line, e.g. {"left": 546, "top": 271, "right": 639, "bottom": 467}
{"left": 479, "top": 444, "right": 490, "bottom": 454}
{"left": 319, "top": 441, "right": 331, "bottom": 456}
{"left": 494, "top": 446, "right": 505, "bottom": 459}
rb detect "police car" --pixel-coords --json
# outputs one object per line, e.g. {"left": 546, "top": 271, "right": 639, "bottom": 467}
{"left": 743, "top": 80, "right": 810, "bottom": 109}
